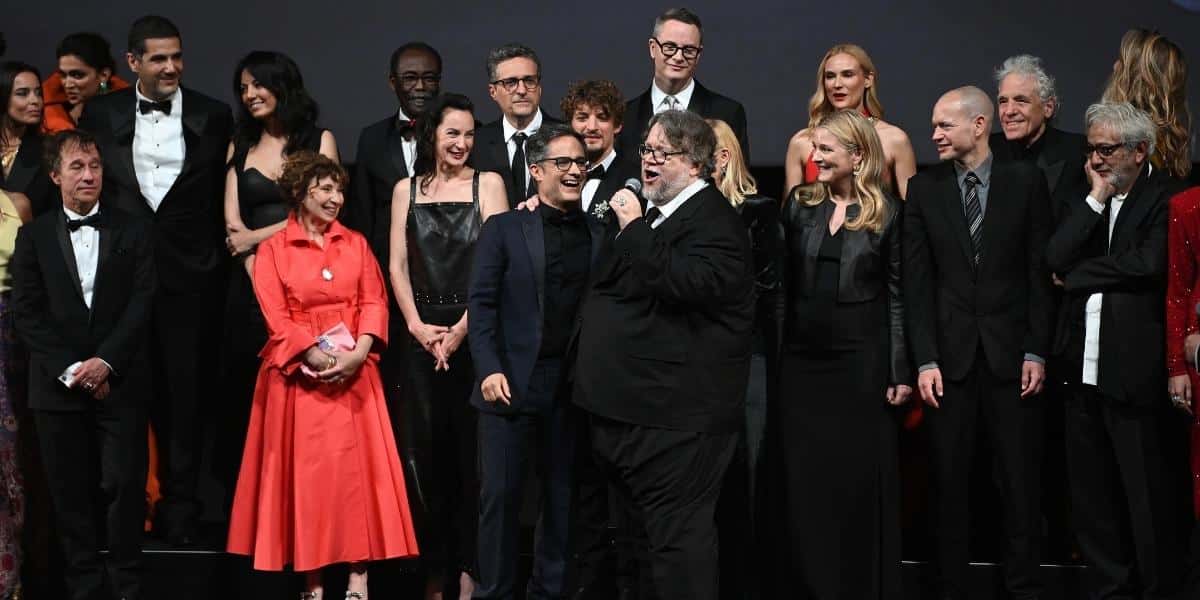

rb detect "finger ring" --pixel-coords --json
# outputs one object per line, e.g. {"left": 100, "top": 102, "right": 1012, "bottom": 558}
{"left": 84, "top": 382, "right": 94, "bottom": 389}
{"left": 618, "top": 198, "right": 626, "bottom": 207}
{"left": 1172, "top": 394, "right": 1182, "bottom": 401}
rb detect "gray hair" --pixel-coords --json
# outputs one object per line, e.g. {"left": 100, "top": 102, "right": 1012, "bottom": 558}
{"left": 645, "top": 109, "right": 717, "bottom": 177}
{"left": 526, "top": 123, "right": 584, "bottom": 166}
{"left": 486, "top": 43, "right": 541, "bottom": 82}
{"left": 1085, "top": 101, "right": 1157, "bottom": 158}
{"left": 994, "top": 54, "right": 1059, "bottom": 106}
{"left": 652, "top": 7, "right": 704, "bottom": 41}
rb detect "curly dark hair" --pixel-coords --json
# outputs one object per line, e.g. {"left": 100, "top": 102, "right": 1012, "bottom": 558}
{"left": 560, "top": 79, "right": 625, "bottom": 128}
{"left": 278, "top": 150, "right": 347, "bottom": 211}
{"left": 231, "top": 51, "right": 321, "bottom": 157}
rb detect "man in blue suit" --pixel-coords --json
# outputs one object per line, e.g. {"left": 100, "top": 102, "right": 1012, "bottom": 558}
{"left": 468, "top": 124, "right": 603, "bottom": 599}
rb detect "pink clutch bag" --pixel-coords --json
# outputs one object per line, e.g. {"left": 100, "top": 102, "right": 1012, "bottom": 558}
{"left": 300, "top": 322, "right": 356, "bottom": 377}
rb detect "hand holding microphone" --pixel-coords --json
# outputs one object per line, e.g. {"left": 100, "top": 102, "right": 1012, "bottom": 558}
{"left": 610, "top": 178, "right": 644, "bottom": 230}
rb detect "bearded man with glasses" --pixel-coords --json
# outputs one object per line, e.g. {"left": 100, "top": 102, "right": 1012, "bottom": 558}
{"left": 617, "top": 8, "right": 750, "bottom": 162}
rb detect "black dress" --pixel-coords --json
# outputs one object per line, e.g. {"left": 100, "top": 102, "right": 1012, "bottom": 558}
{"left": 775, "top": 195, "right": 908, "bottom": 599}
{"left": 216, "top": 130, "right": 323, "bottom": 504}
{"left": 400, "top": 172, "right": 481, "bottom": 583}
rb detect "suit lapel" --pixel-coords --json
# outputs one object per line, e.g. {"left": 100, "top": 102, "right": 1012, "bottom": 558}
{"left": 158, "top": 93, "right": 207, "bottom": 204}
{"left": 94, "top": 216, "right": 116, "bottom": 298}
{"left": 522, "top": 215, "right": 546, "bottom": 315}
{"left": 54, "top": 213, "right": 86, "bottom": 304}
{"left": 489, "top": 125, "right": 512, "bottom": 182}
{"left": 1110, "top": 166, "right": 1154, "bottom": 249}
{"left": 938, "top": 168, "right": 976, "bottom": 268}
{"left": 687, "top": 81, "right": 712, "bottom": 115}
{"left": 978, "top": 167, "right": 1008, "bottom": 274}
{"left": 3, "top": 135, "right": 41, "bottom": 191}
{"left": 1040, "top": 160, "right": 1065, "bottom": 195}
{"left": 386, "top": 122, "right": 410, "bottom": 181}
{"left": 586, "top": 212, "right": 606, "bottom": 264}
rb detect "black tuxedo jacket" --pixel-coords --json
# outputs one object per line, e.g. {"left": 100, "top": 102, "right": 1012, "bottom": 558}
{"left": 990, "top": 126, "right": 1087, "bottom": 222}
{"left": 903, "top": 159, "right": 1054, "bottom": 382}
{"left": 617, "top": 80, "right": 750, "bottom": 162}
{"left": 468, "top": 207, "right": 605, "bottom": 414}
{"left": 345, "top": 115, "right": 411, "bottom": 296}
{"left": 11, "top": 205, "right": 156, "bottom": 411}
{"left": 77, "top": 87, "right": 233, "bottom": 294}
{"left": 586, "top": 152, "right": 642, "bottom": 218}
{"left": 1046, "top": 166, "right": 1186, "bottom": 405}
{"left": 0, "top": 129, "right": 56, "bottom": 217}
{"left": 573, "top": 184, "right": 754, "bottom": 433}
{"left": 468, "top": 111, "right": 564, "bottom": 208}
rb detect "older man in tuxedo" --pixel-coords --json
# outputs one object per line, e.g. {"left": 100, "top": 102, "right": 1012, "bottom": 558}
{"left": 12, "top": 129, "right": 155, "bottom": 600}
{"left": 77, "top": 14, "right": 232, "bottom": 545}
{"left": 618, "top": 8, "right": 749, "bottom": 162}
{"left": 573, "top": 109, "right": 753, "bottom": 600}
{"left": 904, "top": 86, "right": 1053, "bottom": 600}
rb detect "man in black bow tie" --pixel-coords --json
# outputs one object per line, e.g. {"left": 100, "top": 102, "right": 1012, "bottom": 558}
{"left": 78, "top": 14, "right": 233, "bottom": 546}
{"left": 12, "top": 129, "right": 156, "bottom": 600}
{"left": 561, "top": 80, "right": 641, "bottom": 222}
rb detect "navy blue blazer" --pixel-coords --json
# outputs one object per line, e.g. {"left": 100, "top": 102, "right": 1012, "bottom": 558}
{"left": 468, "top": 207, "right": 605, "bottom": 413}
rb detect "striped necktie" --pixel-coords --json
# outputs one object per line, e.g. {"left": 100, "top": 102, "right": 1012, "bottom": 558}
{"left": 963, "top": 171, "right": 983, "bottom": 266}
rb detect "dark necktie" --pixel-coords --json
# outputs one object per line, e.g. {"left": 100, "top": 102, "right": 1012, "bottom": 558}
{"left": 587, "top": 165, "right": 606, "bottom": 180}
{"left": 138, "top": 99, "right": 172, "bottom": 115}
{"left": 66, "top": 213, "right": 103, "bottom": 231}
{"left": 962, "top": 171, "right": 983, "bottom": 266}
{"left": 644, "top": 206, "right": 662, "bottom": 227}
{"left": 511, "top": 132, "right": 528, "bottom": 200}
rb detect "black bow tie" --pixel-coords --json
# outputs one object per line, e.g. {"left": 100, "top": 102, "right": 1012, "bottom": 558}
{"left": 587, "top": 165, "right": 606, "bottom": 180}
{"left": 398, "top": 118, "right": 417, "bottom": 138}
{"left": 66, "top": 213, "right": 103, "bottom": 231}
{"left": 138, "top": 99, "right": 172, "bottom": 115}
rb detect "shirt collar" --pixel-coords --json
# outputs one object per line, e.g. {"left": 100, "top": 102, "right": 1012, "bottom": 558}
{"left": 538, "top": 200, "right": 583, "bottom": 223}
{"left": 284, "top": 212, "right": 349, "bottom": 244}
{"left": 593, "top": 149, "right": 618, "bottom": 173}
{"left": 63, "top": 202, "right": 100, "bottom": 220}
{"left": 134, "top": 83, "right": 182, "bottom": 114}
{"left": 954, "top": 152, "right": 993, "bottom": 188}
{"left": 503, "top": 109, "right": 544, "bottom": 143}
{"left": 651, "top": 78, "right": 695, "bottom": 110}
{"left": 396, "top": 107, "right": 412, "bottom": 126}
{"left": 653, "top": 178, "right": 708, "bottom": 222}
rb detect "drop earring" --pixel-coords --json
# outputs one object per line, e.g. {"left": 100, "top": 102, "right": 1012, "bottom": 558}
{"left": 99, "top": 79, "right": 109, "bottom": 94}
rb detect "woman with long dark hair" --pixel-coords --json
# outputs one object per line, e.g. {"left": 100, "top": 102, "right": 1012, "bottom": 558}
{"left": 41, "top": 33, "right": 131, "bottom": 133}
{"left": 0, "top": 62, "right": 51, "bottom": 217}
{"left": 388, "top": 92, "right": 506, "bottom": 599}
{"left": 217, "top": 50, "right": 337, "bottom": 510}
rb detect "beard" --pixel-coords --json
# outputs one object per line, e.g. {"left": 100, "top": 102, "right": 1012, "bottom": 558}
{"left": 644, "top": 168, "right": 690, "bottom": 205}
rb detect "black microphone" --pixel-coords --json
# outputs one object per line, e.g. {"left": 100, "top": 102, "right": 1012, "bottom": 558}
{"left": 623, "top": 178, "right": 642, "bottom": 194}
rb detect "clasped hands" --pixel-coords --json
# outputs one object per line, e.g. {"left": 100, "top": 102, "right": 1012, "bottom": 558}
{"left": 72, "top": 357, "right": 112, "bottom": 400}
{"left": 302, "top": 345, "right": 367, "bottom": 384}
{"left": 409, "top": 321, "right": 466, "bottom": 371}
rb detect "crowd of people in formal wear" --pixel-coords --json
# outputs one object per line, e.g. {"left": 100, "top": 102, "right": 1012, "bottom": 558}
{"left": 0, "top": 6, "right": 1198, "bottom": 600}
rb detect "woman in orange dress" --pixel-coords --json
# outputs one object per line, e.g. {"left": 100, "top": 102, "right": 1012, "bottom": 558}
{"left": 227, "top": 151, "right": 418, "bottom": 599}
{"left": 41, "top": 33, "right": 130, "bottom": 134}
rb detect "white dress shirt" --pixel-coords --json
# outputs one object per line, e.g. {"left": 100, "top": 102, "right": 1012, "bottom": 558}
{"left": 1080, "top": 165, "right": 1151, "bottom": 385}
{"left": 582, "top": 150, "right": 618, "bottom": 212}
{"left": 132, "top": 85, "right": 185, "bottom": 212}
{"left": 502, "top": 109, "right": 544, "bottom": 176}
{"left": 650, "top": 78, "right": 695, "bottom": 114}
{"left": 397, "top": 107, "right": 417, "bottom": 176}
{"left": 64, "top": 203, "right": 100, "bottom": 309}
{"left": 647, "top": 178, "right": 707, "bottom": 229}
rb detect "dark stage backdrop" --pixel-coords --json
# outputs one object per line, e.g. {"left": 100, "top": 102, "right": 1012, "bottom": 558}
{"left": 4, "top": 1, "right": 1199, "bottom": 166}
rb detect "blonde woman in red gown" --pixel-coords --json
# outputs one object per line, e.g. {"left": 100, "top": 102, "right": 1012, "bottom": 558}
{"left": 1166, "top": 185, "right": 1200, "bottom": 519}
{"left": 227, "top": 151, "right": 418, "bottom": 599}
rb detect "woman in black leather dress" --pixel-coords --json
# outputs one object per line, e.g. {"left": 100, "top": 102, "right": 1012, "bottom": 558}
{"left": 775, "top": 110, "right": 911, "bottom": 599}
{"left": 387, "top": 93, "right": 507, "bottom": 600}
{"left": 218, "top": 50, "right": 338, "bottom": 509}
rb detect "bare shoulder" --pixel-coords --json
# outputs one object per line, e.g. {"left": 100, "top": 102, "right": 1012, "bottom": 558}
{"left": 477, "top": 170, "right": 506, "bottom": 192}
{"left": 787, "top": 128, "right": 813, "bottom": 149}
{"left": 875, "top": 120, "right": 912, "bottom": 146}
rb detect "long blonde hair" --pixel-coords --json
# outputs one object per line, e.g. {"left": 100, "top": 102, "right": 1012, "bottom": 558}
{"left": 800, "top": 110, "right": 889, "bottom": 233}
{"left": 1102, "top": 29, "right": 1192, "bottom": 178}
{"left": 707, "top": 118, "right": 757, "bottom": 206}
{"left": 807, "top": 44, "right": 885, "bottom": 130}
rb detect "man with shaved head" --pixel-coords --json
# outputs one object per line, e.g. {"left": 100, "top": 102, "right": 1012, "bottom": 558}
{"left": 903, "top": 86, "right": 1053, "bottom": 599}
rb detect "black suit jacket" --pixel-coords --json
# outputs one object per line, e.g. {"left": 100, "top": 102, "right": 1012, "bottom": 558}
{"left": 903, "top": 159, "right": 1053, "bottom": 382}
{"left": 468, "top": 208, "right": 605, "bottom": 414}
{"left": 11, "top": 205, "right": 156, "bottom": 411}
{"left": 1046, "top": 166, "right": 1185, "bottom": 405}
{"left": 0, "top": 129, "right": 56, "bottom": 217}
{"left": 586, "top": 152, "right": 642, "bottom": 218}
{"left": 77, "top": 87, "right": 233, "bottom": 294}
{"left": 617, "top": 80, "right": 750, "bottom": 162}
{"left": 345, "top": 114, "right": 411, "bottom": 300}
{"left": 468, "top": 111, "right": 564, "bottom": 208}
{"left": 990, "top": 126, "right": 1087, "bottom": 223}
{"left": 573, "top": 184, "right": 754, "bottom": 433}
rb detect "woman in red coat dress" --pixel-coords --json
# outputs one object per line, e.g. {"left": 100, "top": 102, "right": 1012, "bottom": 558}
{"left": 227, "top": 151, "right": 418, "bottom": 599}
{"left": 1165, "top": 185, "right": 1200, "bottom": 518}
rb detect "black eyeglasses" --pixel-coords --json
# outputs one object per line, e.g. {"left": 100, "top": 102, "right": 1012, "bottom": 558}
{"left": 394, "top": 73, "right": 441, "bottom": 88}
{"left": 490, "top": 75, "right": 541, "bottom": 92}
{"left": 1084, "top": 143, "right": 1132, "bottom": 158}
{"left": 535, "top": 156, "right": 588, "bottom": 172}
{"left": 651, "top": 38, "right": 702, "bottom": 61}
{"left": 638, "top": 144, "right": 686, "bottom": 163}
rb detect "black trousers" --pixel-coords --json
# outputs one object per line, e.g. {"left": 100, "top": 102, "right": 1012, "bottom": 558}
{"left": 35, "top": 400, "right": 146, "bottom": 600}
{"left": 588, "top": 415, "right": 736, "bottom": 600}
{"left": 1065, "top": 384, "right": 1190, "bottom": 599}
{"left": 149, "top": 288, "right": 215, "bottom": 532}
{"left": 926, "top": 354, "right": 1044, "bottom": 600}
{"left": 399, "top": 340, "right": 478, "bottom": 583}
{"left": 476, "top": 358, "right": 575, "bottom": 600}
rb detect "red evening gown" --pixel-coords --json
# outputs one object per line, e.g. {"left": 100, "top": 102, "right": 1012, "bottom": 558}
{"left": 1165, "top": 185, "right": 1200, "bottom": 518}
{"left": 227, "top": 216, "right": 418, "bottom": 571}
